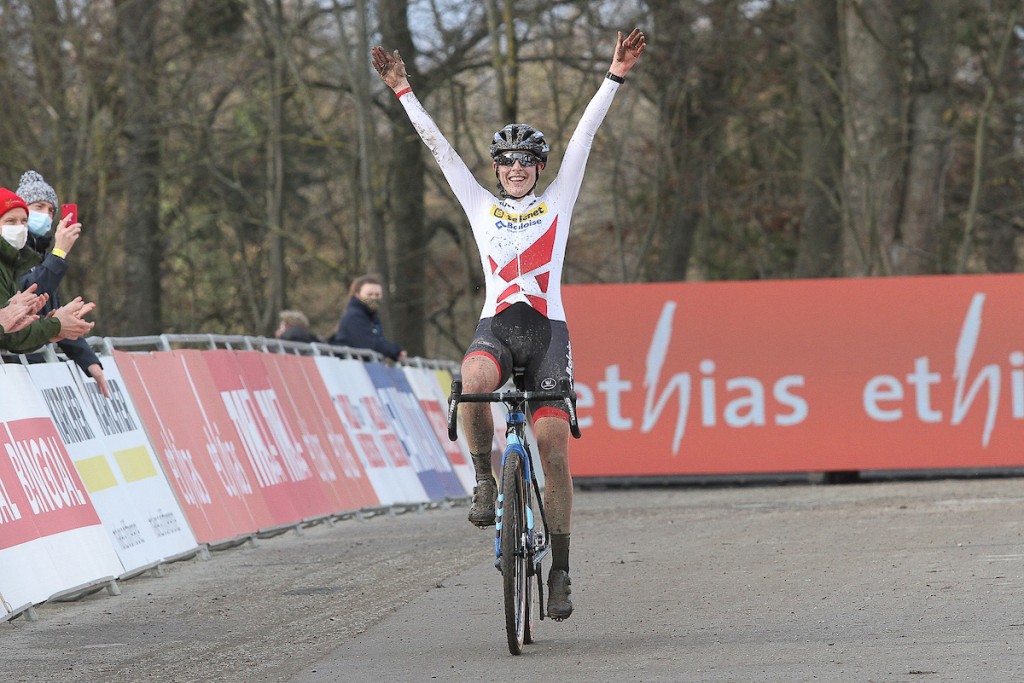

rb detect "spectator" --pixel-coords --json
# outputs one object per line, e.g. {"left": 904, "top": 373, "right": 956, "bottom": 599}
{"left": 16, "top": 170, "right": 110, "bottom": 397}
{"left": 0, "top": 188, "right": 94, "bottom": 351}
{"left": 275, "top": 309, "right": 321, "bottom": 343}
{"left": 328, "top": 275, "right": 407, "bottom": 361}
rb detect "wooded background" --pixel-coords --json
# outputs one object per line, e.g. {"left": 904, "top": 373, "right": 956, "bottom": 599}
{"left": 1, "top": 0, "right": 1021, "bottom": 360}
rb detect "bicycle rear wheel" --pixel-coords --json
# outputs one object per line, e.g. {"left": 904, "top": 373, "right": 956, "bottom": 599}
{"left": 500, "top": 450, "right": 527, "bottom": 655}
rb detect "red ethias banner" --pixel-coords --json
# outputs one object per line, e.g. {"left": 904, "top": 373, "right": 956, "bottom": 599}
{"left": 1, "top": 417, "right": 99, "bottom": 541}
{"left": 563, "top": 275, "right": 1024, "bottom": 477}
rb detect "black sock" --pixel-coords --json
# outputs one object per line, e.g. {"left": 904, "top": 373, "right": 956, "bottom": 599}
{"left": 471, "top": 451, "right": 492, "bottom": 481}
{"left": 551, "top": 533, "right": 570, "bottom": 572}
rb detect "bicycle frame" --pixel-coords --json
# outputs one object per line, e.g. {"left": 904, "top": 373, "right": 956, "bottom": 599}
{"left": 495, "top": 402, "right": 547, "bottom": 575}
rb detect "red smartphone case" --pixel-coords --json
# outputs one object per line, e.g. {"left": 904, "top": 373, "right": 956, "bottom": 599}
{"left": 61, "top": 204, "right": 78, "bottom": 224}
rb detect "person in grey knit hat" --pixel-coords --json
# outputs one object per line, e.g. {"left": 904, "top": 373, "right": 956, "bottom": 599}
{"left": 14, "top": 170, "right": 109, "bottom": 397}
{"left": 15, "top": 170, "right": 80, "bottom": 254}
{"left": 16, "top": 170, "right": 58, "bottom": 211}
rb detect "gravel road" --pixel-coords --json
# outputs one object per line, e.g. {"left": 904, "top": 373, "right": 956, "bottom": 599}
{"left": 6, "top": 476, "right": 1024, "bottom": 682}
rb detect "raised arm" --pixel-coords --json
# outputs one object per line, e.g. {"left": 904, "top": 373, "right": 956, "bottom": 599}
{"left": 609, "top": 28, "right": 646, "bottom": 79}
{"left": 371, "top": 46, "right": 411, "bottom": 93}
{"left": 548, "top": 29, "right": 646, "bottom": 205}
{"left": 370, "top": 46, "right": 492, "bottom": 210}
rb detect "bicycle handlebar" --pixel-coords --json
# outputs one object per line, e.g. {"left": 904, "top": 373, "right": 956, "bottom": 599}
{"left": 446, "top": 378, "right": 582, "bottom": 441}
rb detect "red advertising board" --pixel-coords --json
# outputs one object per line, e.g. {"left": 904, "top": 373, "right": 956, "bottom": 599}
{"left": 260, "top": 354, "right": 378, "bottom": 511}
{"left": 0, "top": 420, "right": 42, "bottom": 549}
{"left": 114, "top": 351, "right": 249, "bottom": 542}
{"left": 563, "top": 275, "right": 1024, "bottom": 477}
{"left": 174, "top": 350, "right": 277, "bottom": 530}
{"left": 204, "top": 351, "right": 331, "bottom": 521}
{"left": 3, "top": 417, "right": 100, "bottom": 538}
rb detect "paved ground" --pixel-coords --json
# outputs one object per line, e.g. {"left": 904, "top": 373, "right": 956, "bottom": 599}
{"left": 6, "top": 476, "right": 1024, "bottom": 682}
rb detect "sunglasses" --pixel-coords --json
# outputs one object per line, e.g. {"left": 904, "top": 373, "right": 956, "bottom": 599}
{"left": 495, "top": 151, "right": 542, "bottom": 167}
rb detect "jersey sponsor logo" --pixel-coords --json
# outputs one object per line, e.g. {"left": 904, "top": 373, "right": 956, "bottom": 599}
{"left": 491, "top": 203, "right": 548, "bottom": 232}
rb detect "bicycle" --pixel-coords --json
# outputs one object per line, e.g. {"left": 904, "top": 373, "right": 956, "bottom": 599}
{"left": 446, "top": 368, "right": 581, "bottom": 655}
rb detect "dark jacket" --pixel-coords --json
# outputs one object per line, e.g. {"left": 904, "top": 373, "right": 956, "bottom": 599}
{"left": 329, "top": 296, "right": 402, "bottom": 360}
{"left": 0, "top": 237, "right": 61, "bottom": 352}
{"left": 17, "top": 235, "right": 103, "bottom": 372}
{"left": 279, "top": 326, "right": 321, "bottom": 344}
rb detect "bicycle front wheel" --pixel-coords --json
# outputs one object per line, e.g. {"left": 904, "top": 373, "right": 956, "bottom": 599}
{"left": 500, "top": 450, "right": 528, "bottom": 655}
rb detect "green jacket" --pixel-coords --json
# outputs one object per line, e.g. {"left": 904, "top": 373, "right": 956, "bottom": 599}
{"left": 0, "top": 238, "right": 60, "bottom": 352}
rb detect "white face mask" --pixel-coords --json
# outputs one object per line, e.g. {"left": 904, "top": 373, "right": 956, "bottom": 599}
{"left": 1, "top": 223, "right": 28, "bottom": 250}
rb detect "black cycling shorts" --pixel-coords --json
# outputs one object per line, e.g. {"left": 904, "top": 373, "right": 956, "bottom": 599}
{"left": 464, "top": 302, "right": 573, "bottom": 421}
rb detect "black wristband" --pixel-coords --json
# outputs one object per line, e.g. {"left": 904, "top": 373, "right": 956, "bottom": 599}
{"left": 605, "top": 72, "right": 625, "bottom": 84}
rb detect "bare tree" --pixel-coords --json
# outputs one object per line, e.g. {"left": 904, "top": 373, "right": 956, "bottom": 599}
{"left": 485, "top": 0, "right": 518, "bottom": 123}
{"left": 840, "top": 0, "right": 905, "bottom": 276}
{"left": 115, "top": 0, "right": 162, "bottom": 333}
{"left": 376, "top": 0, "right": 427, "bottom": 355}
{"left": 958, "top": 4, "right": 1022, "bottom": 273}
{"left": 894, "top": 1, "right": 954, "bottom": 275}
{"left": 794, "top": 0, "right": 843, "bottom": 277}
{"left": 636, "top": 0, "right": 728, "bottom": 282}
{"left": 979, "top": 9, "right": 1024, "bottom": 274}
{"left": 254, "top": 0, "right": 288, "bottom": 334}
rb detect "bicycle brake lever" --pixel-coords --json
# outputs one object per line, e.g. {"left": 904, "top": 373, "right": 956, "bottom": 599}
{"left": 447, "top": 379, "right": 461, "bottom": 441}
{"left": 558, "top": 379, "right": 582, "bottom": 439}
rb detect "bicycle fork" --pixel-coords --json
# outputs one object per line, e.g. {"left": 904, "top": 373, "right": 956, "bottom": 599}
{"left": 495, "top": 434, "right": 530, "bottom": 568}
{"left": 495, "top": 433, "right": 547, "bottom": 570}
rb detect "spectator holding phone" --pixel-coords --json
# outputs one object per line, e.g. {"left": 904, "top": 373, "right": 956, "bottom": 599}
{"left": 0, "top": 187, "right": 95, "bottom": 353}
{"left": 15, "top": 171, "right": 110, "bottom": 397}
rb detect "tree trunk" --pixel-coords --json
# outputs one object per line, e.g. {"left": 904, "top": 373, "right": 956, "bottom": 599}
{"left": 258, "top": 0, "right": 287, "bottom": 334}
{"left": 27, "top": 0, "right": 71, "bottom": 174}
{"left": 840, "top": 0, "right": 905, "bottom": 276}
{"left": 485, "top": 0, "right": 517, "bottom": 123}
{"left": 350, "top": 0, "right": 388, "bottom": 285}
{"left": 379, "top": 0, "right": 426, "bottom": 356}
{"left": 794, "top": 0, "right": 843, "bottom": 278}
{"left": 980, "top": 7, "right": 1024, "bottom": 274}
{"left": 638, "top": 0, "right": 707, "bottom": 282}
{"left": 962, "top": 7, "right": 1022, "bottom": 273}
{"left": 893, "top": 1, "right": 953, "bottom": 275}
{"left": 115, "top": 0, "right": 162, "bottom": 334}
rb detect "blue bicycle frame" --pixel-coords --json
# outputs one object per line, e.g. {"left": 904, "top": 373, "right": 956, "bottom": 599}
{"left": 495, "top": 410, "right": 544, "bottom": 570}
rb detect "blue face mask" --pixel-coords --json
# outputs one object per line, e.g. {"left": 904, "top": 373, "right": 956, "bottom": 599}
{"left": 27, "top": 211, "right": 52, "bottom": 237}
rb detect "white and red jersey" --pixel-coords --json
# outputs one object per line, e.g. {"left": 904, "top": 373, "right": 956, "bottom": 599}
{"left": 398, "top": 79, "right": 621, "bottom": 322}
